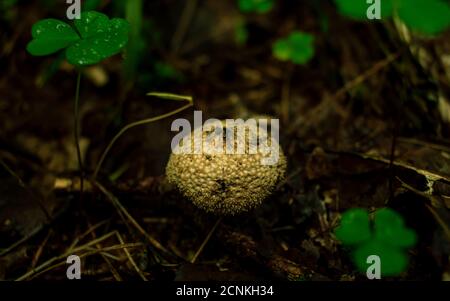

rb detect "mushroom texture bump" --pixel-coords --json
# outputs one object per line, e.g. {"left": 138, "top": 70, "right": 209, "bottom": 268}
{"left": 166, "top": 121, "right": 287, "bottom": 215}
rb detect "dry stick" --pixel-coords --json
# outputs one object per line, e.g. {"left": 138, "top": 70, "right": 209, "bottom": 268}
{"left": 0, "top": 158, "right": 26, "bottom": 187}
{"left": 82, "top": 247, "right": 122, "bottom": 261}
{"left": 16, "top": 229, "right": 125, "bottom": 280}
{"left": 31, "top": 230, "right": 52, "bottom": 268}
{"left": 349, "top": 151, "right": 450, "bottom": 183}
{"left": 86, "top": 222, "right": 123, "bottom": 281}
{"left": 74, "top": 71, "right": 84, "bottom": 200}
{"left": 287, "top": 51, "right": 401, "bottom": 134}
{"left": 0, "top": 158, "right": 51, "bottom": 220}
{"left": 15, "top": 230, "right": 129, "bottom": 281}
{"left": 217, "top": 225, "right": 308, "bottom": 280}
{"left": 333, "top": 51, "right": 401, "bottom": 100}
{"left": 397, "top": 137, "right": 450, "bottom": 153}
{"left": 190, "top": 217, "right": 222, "bottom": 264}
{"left": 0, "top": 235, "right": 32, "bottom": 257}
{"left": 425, "top": 204, "right": 450, "bottom": 242}
{"left": 397, "top": 178, "right": 450, "bottom": 242}
{"left": 92, "top": 93, "right": 193, "bottom": 179}
{"left": 67, "top": 219, "right": 111, "bottom": 252}
{"left": 0, "top": 160, "right": 52, "bottom": 257}
{"left": 19, "top": 243, "right": 142, "bottom": 281}
{"left": 93, "top": 180, "right": 171, "bottom": 257}
{"left": 115, "top": 232, "right": 148, "bottom": 281}
{"left": 71, "top": 230, "right": 117, "bottom": 253}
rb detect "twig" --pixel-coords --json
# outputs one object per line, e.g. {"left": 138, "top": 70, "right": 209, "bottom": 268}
{"left": 116, "top": 232, "right": 148, "bottom": 281}
{"left": 333, "top": 51, "right": 401, "bottom": 100}
{"left": 287, "top": 51, "right": 401, "bottom": 134}
{"left": 31, "top": 230, "right": 52, "bottom": 268}
{"left": 397, "top": 178, "right": 450, "bottom": 242}
{"left": 0, "top": 235, "right": 32, "bottom": 257}
{"left": 93, "top": 92, "right": 193, "bottom": 179}
{"left": 0, "top": 158, "right": 51, "bottom": 221}
{"left": 67, "top": 219, "right": 111, "bottom": 252}
{"left": 73, "top": 71, "right": 84, "bottom": 201}
{"left": 17, "top": 243, "right": 142, "bottom": 281}
{"left": 190, "top": 217, "right": 222, "bottom": 264}
{"left": 0, "top": 158, "right": 26, "bottom": 187}
{"left": 397, "top": 137, "right": 450, "bottom": 153}
{"left": 425, "top": 204, "right": 450, "bottom": 242}
{"left": 342, "top": 151, "right": 450, "bottom": 183}
{"left": 86, "top": 221, "right": 123, "bottom": 281}
{"left": 92, "top": 180, "right": 172, "bottom": 257}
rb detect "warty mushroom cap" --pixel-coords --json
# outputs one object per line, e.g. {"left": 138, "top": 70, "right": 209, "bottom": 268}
{"left": 166, "top": 120, "right": 287, "bottom": 215}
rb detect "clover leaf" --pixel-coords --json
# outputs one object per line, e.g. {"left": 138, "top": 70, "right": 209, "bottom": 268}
{"left": 334, "top": 208, "right": 371, "bottom": 245}
{"left": 272, "top": 31, "right": 315, "bottom": 65}
{"left": 334, "top": 0, "right": 450, "bottom": 35}
{"left": 238, "top": 0, "right": 275, "bottom": 14}
{"left": 353, "top": 240, "right": 408, "bottom": 276}
{"left": 397, "top": 0, "right": 450, "bottom": 35}
{"left": 374, "top": 208, "right": 417, "bottom": 248}
{"left": 27, "top": 19, "right": 80, "bottom": 56}
{"left": 335, "top": 207, "right": 417, "bottom": 276}
{"left": 27, "top": 11, "right": 130, "bottom": 66}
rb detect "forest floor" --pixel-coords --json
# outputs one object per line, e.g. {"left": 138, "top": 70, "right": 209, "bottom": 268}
{"left": 0, "top": 0, "right": 449, "bottom": 281}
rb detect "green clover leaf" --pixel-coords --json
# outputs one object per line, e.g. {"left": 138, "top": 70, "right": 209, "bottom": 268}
{"left": 272, "top": 31, "right": 315, "bottom": 65}
{"left": 374, "top": 208, "right": 417, "bottom": 248}
{"left": 238, "top": 0, "right": 275, "bottom": 14}
{"left": 397, "top": 0, "right": 450, "bottom": 35}
{"left": 353, "top": 239, "right": 408, "bottom": 276}
{"left": 335, "top": 207, "right": 417, "bottom": 276}
{"left": 27, "top": 19, "right": 80, "bottom": 56}
{"left": 334, "top": 208, "right": 372, "bottom": 245}
{"left": 334, "top": 0, "right": 450, "bottom": 35}
{"left": 27, "top": 11, "right": 130, "bottom": 66}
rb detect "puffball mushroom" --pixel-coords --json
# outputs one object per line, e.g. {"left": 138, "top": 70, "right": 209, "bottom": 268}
{"left": 166, "top": 120, "right": 287, "bottom": 215}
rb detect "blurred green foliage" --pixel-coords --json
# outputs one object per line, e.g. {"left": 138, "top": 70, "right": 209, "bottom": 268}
{"left": 335, "top": 208, "right": 417, "bottom": 276}
{"left": 0, "top": 0, "right": 17, "bottom": 21}
{"left": 272, "top": 31, "right": 315, "bottom": 65}
{"left": 234, "top": 19, "right": 249, "bottom": 45}
{"left": 334, "top": 0, "right": 450, "bottom": 35}
{"left": 124, "top": 0, "right": 144, "bottom": 80}
{"left": 238, "top": 0, "right": 275, "bottom": 13}
{"left": 82, "top": 0, "right": 101, "bottom": 11}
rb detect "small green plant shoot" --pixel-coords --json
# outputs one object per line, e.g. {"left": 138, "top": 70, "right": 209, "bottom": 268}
{"left": 238, "top": 0, "right": 275, "bottom": 14}
{"left": 27, "top": 10, "right": 130, "bottom": 189}
{"left": 335, "top": 207, "right": 417, "bottom": 277}
{"left": 272, "top": 31, "right": 315, "bottom": 65}
{"left": 27, "top": 10, "right": 194, "bottom": 183}
{"left": 334, "top": 0, "right": 450, "bottom": 35}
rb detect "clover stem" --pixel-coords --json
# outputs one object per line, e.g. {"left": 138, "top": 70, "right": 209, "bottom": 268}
{"left": 74, "top": 71, "right": 84, "bottom": 193}
{"left": 92, "top": 95, "right": 193, "bottom": 179}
